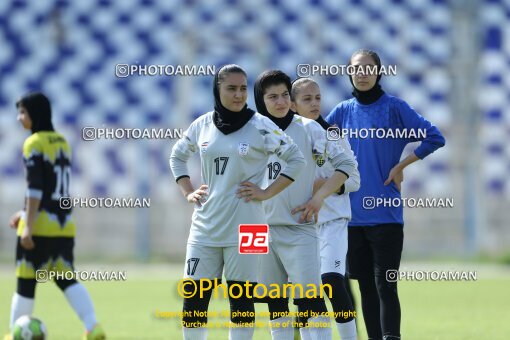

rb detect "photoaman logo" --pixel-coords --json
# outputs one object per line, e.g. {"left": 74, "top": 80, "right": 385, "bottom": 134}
{"left": 238, "top": 224, "right": 269, "bottom": 254}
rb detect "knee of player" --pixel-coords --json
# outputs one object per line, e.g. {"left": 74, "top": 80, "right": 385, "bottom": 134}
{"left": 321, "top": 272, "right": 345, "bottom": 296}
{"left": 54, "top": 278, "right": 77, "bottom": 291}
{"left": 375, "top": 275, "right": 399, "bottom": 296}
{"left": 182, "top": 289, "right": 213, "bottom": 326}
{"left": 294, "top": 297, "right": 328, "bottom": 324}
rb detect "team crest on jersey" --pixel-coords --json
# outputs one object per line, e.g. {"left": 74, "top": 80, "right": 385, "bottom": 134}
{"left": 238, "top": 142, "right": 250, "bottom": 156}
{"left": 312, "top": 148, "right": 326, "bottom": 167}
{"left": 201, "top": 142, "right": 209, "bottom": 153}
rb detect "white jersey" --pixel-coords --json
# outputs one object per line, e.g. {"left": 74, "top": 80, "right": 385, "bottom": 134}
{"left": 316, "top": 135, "right": 360, "bottom": 224}
{"left": 262, "top": 115, "right": 357, "bottom": 226}
{"left": 170, "top": 111, "right": 305, "bottom": 246}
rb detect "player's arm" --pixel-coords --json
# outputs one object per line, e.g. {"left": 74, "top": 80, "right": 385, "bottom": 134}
{"left": 293, "top": 122, "right": 357, "bottom": 222}
{"left": 20, "top": 197, "right": 40, "bottom": 249}
{"left": 337, "top": 136, "right": 360, "bottom": 194}
{"left": 324, "top": 123, "right": 359, "bottom": 190}
{"left": 240, "top": 135, "right": 306, "bottom": 201}
{"left": 314, "top": 136, "right": 360, "bottom": 195}
{"left": 384, "top": 99, "right": 446, "bottom": 190}
{"left": 321, "top": 104, "right": 362, "bottom": 194}
{"left": 9, "top": 210, "right": 23, "bottom": 229}
{"left": 294, "top": 171, "right": 350, "bottom": 223}
{"left": 18, "top": 157, "right": 43, "bottom": 249}
{"left": 176, "top": 176, "right": 208, "bottom": 205}
{"left": 270, "top": 127, "right": 306, "bottom": 185}
{"left": 169, "top": 120, "right": 208, "bottom": 204}
{"left": 237, "top": 176, "right": 293, "bottom": 202}
{"left": 19, "top": 138, "right": 45, "bottom": 249}
{"left": 383, "top": 153, "right": 419, "bottom": 191}
{"left": 237, "top": 119, "right": 306, "bottom": 202}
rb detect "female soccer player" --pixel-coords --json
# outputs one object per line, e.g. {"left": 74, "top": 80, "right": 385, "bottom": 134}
{"left": 7, "top": 92, "right": 105, "bottom": 340}
{"left": 326, "top": 49, "right": 446, "bottom": 340}
{"left": 291, "top": 77, "right": 359, "bottom": 340}
{"left": 169, "top": 64, "right": 305, "bottom": 340}
{"left": 247, "top": 70, "right": 357, "bottom": 340}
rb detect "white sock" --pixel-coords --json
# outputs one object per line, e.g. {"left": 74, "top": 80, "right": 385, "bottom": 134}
{"left": 10, "top": 293, "right": 35, "bottom": 329}
{"left": 63, "top": 283, "right": 97, "bottom": 331}
{"left": 299, "top": 327, "right": 313, "bottom": 340}
{"left": 183, "top": 327, "right": 207, "bottom": 340}
{"left": 229, "top": 323, "right": 254, "bottom": 340}
{"left": 337, "top": 320, "right": 357, "bottom": 339}
{"left": 307, "top": 316, "right": 332, "bottom": 340}
{"left": 269, "top": 316, "right": 293, "bottom": 340}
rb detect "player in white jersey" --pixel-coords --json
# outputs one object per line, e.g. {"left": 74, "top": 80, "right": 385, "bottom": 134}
{"left": 291, "top": 78, "right": 359, "bottom": 340}
{"left": 170, "top": 65, "right": 306, "bottom": 340}
{"left": 241, "top": 70, "right": 357, "bottom": 340}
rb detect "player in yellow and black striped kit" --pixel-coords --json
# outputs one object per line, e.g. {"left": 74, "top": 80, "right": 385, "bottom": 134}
{"left": 5, "top": 92, "right": 106, "bottom": 340}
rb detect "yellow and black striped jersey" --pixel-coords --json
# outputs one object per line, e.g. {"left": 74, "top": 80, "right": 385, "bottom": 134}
{"left": 18, "top": 131, "right": 76, "bottom": 237}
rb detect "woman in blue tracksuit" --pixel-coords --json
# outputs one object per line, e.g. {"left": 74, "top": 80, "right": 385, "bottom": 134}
{"left": 326, "top": 49, "right": 445, "bottom": 340}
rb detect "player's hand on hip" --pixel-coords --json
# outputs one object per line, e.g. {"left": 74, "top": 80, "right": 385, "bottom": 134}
{"left": 237, "top": 181, "right": 267, "bottom": 202}
{"left": 291, "top": 197, "right": 323, "bottom": 224}
{"left": 186, "top": 184, "right": 209, "bottom": 205}
{"left": 20, "top": 228, "right": 35, "bottom": 250}
{"left": 384, "top": 165, "right": 404, "bottom": 192}
{"left": 8, "top": 210, "right": 22, "bottom": 230}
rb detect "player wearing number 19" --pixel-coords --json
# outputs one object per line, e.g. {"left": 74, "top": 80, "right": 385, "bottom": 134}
{"left": 6, "top": 92, "right": 105, "bottom": 340}
{"left": 170, "top": 65, "right": 305, "bottom": 340}
{"left": 252, "top": 70, "right": 358, "bottom": 340}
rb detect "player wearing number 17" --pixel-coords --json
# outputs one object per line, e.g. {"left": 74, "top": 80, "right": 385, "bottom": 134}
{"left": 6, "top": 92, "right": 105, "bottom": 340}
{"left": 170, "top": 65, "right": 305, "bottom": 340}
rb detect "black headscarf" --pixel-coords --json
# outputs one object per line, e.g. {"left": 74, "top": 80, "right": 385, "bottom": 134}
{"left": 349, "top": 56, "right": 385, "bottom": 105}
{"left": 254, "top": 72, "right": 294, "bottom": 131}
{"left": 315, "top": 115, "right": 331, "bottom": 130}
{"left": 212, "top": 67, "right": 255, "bottom": 135}
{"left": 16, "top": 92, "right": 54, "bottom": 134}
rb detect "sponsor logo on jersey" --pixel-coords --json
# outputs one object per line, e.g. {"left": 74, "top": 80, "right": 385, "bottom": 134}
{"left": 238, "top": 142, "right": 249, "bottom": 156}
{"left": 201, "top": 142, "right": 209, "bottom": 153}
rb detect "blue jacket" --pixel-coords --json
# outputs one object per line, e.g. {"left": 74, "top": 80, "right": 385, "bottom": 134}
{"left": 326, "top": 94, "right": 445, "bottom": 226}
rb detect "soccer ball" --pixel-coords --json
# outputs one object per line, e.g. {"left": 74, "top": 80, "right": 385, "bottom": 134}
{"left": 11, "top": 316, "right": 47, "bottom": 340}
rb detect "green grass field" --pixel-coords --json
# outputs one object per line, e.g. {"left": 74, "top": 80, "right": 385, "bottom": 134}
{"left": 1, "top": 263, "right": 509, "bottom": 339}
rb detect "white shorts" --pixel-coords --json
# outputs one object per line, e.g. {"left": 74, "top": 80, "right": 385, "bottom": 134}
{"left": 317, "top": 218, "right": 348, "bottom": 276}
{"left": 257, "top": 225, "right": 321, "bottom": 299}
{"left": 183, "top": 243, "right": 257, "bottom": 282}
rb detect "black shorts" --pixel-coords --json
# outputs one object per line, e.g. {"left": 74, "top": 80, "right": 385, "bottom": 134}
{"left": 346, "top": 224, "right": 404, "bottom": 279}
{"left": 16, "top": 236, "right": 75, "bottom": 279}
